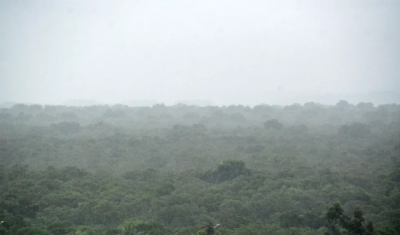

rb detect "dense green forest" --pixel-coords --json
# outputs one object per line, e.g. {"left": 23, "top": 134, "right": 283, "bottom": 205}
{"left": 0, "top": 101, "right": 399, "bottom": 234}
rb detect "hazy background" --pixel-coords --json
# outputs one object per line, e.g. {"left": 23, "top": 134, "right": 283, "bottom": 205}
{"left": 1, "top": 0, "right": 399, "bottom": 106}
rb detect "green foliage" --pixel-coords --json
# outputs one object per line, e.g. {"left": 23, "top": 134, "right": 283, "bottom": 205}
{"left": 156, "top": 182, "right": 175, "bottom": 196}
{"left": 339, "top": 122, "right": 371, "bottom": 138}
{"left": 123, "top": 220, "right": 171, "bottom": 235}
{"left": 325, "top": 203, "right": 376, "bottom": 235}
{"left": 0, "top": 102, "right": 399, "bottom": 234}
{"left": 46, "top": 222, "right": 73, "bottom": 235}
{"left": 200, "top": 160, "right": 251, "bottom": 183}
{"left": 264, "top": 119, "right": 284, "bottom": 130}
{"left": 15, "top": 227, "right": 51, "bottom": 235}
{"left": 197, "top": 222, "right": 215, "bottom": 235}
{"left": 279, "top": 211, "right": 305, "bottom": 228}
{"left": 325, "top": 202, "right": 350, "bottom": 234}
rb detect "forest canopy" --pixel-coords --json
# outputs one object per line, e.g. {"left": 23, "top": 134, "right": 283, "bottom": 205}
{"left": 0, "top": 101, "right": 399, "bottom": 234}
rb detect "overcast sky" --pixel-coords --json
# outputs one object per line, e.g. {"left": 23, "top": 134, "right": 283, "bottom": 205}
{"left": 1, "top": 0, "right": 399, "bottom": 106}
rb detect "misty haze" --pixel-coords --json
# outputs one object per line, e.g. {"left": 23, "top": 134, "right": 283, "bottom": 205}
{"left": 1, "top": 0, "right": 400, "bottom": 105}
{"left": 0, "top": 1, "right": 400, "bottom": 235}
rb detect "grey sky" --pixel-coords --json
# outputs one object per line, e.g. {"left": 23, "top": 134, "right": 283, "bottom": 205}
{"left": 1, "top": 0, "right": 399, "bottom": 106}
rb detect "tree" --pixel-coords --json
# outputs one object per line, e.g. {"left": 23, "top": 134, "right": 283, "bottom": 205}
{"left": 123, "top": 220, "right": 171, "bottom": 235}
{"left": 336, "top": 100, "right": 350, "bottom": 109}
{"left": 356, "top": 102, "right": 374, "bottom": 111}
{"left": 338, "top": 122, "right": 371, "bottom": 138}
{"left": 197, "top": 222, "right": 215, "bottom": 235}
{"left": 15, "top": 227, "right": 51, "bottom": 235}
{"left": 325, "top": 202, "right": 350, "bottom": 235}
{"left": 201, "top": 160, "right": 251, "bottom": 183}
{"left": 263, "top": 119, "right": 283, "bottom": 131}
{"left": 325, "top": 203, "right": 375, "bottom": 235}
{"left": 349, "top": 207, "right": 375, "bottom": 235}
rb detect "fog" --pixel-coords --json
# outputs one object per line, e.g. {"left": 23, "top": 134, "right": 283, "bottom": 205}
{"left": 1, "top": 0, "right": 399, "bottom": 106}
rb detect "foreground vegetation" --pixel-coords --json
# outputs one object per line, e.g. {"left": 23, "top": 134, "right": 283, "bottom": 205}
{"left": 0, "top": 101, "right": 399, "bottom": 234}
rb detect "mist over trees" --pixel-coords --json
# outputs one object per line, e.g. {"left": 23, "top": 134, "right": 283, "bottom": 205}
{"left": 0, "top": 101, "right": 400, "bottom": 234}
